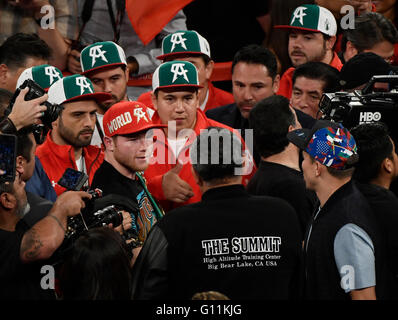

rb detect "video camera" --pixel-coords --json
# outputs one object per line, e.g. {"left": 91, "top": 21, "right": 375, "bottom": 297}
{"left": 6, "top": 79, "right": 63, "bottom": 129}
{"left": 319, "top": 75, "right": 398, "bottom": 141}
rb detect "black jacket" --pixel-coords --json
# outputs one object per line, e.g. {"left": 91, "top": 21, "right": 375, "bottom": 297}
{"left": 131, "top": 184, "right": 303, "bottom": 300}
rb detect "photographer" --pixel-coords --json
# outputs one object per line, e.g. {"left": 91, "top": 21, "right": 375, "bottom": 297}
{"left": 0, "top": 170, "right": 91, "bottom": 299}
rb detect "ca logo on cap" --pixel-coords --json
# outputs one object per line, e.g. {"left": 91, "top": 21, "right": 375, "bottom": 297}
{"left": 291, "top": 6, "right": 307, "bottom": 25}
{"left": 75, "top": 76, "right": 93, "bottom": 94}
{"left": 170, "top": 63, "right": 189, "bottom": 83}
{"left": 89, "top": 45, "right": 108, "bottom": 67}
{"left": 170, "top": 32, "right": 187, "bottom": 51}
{"left": 133, "top": 107, "right": 148, "bottom": 123}
{"left": 45, "top": 66, "right": 62, "bottom": 85}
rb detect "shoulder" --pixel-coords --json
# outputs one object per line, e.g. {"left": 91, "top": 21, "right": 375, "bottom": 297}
{"left": 205, "top": 103, "right": 236, "bottom": 118}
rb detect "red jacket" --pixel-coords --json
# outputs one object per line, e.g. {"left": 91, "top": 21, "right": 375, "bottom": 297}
{"left": 36, "top": 132, "right": 104, "bottom": 196}
{"left": 137, "top": 81, "right": 234, "bottom": 112}
{"left": 277, "top": 52, "right": 343, "bottom": 99}
{"left": 144, "top": 109, "right": 256, "bottom": 212}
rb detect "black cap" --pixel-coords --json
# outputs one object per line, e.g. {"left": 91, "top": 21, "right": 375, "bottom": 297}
{"left": 339, "top": 52, "right": 393, "bottom": 90}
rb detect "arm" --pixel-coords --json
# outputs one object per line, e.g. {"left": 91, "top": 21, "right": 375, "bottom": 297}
{"left": 334, "top": 223, "right": 377, "bottom": 299}
{"left": 131, "top": 225, "right": 169, "bottom": 299}
{"left": 0, "top": 89, "right": 47, "bottom": 134}
{"left": 350, "top": 287, "right": 376, "bottom": 300}
{"left": 20, "top": 191, "right": 90, "bottom": 263}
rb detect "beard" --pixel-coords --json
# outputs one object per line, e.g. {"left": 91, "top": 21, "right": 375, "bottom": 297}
{"left": 16, "top": 201, "right": 30, "bottom": 219}
{"left": 98, "top": 90, "right": 127, "bottom": 113}
{"left": 58, "top": 116, "right": 93, "bottom": 147}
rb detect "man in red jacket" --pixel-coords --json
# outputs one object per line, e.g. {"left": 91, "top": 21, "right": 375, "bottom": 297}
{"left": 36, "top": 74, "right": 112, "bottom": 195}
{"left": 137, "top": 30, "right": 234, "bottom": 112}
{"left": 144, "top": 60, "right": 255, "bottom": 212}
{"left": 275, "top": 4, "right": 343, "bottom": 99}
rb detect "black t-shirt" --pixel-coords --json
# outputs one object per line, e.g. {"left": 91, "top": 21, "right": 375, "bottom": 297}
{"left": 356, "top": 182, "right": 398, "bottom": 298}
{"left": 247, "top": 161, "right": 317, "bottom": 235}
{"left": 0, "top": 220, "right": 55, "bottom": 300}
{"left": 91, "top": 160, "right": 157, "bottom": 242}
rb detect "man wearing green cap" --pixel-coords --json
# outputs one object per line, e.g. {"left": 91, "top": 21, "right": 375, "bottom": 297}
{"left": 79, "top": 41, "right": 131, "bottom": 147}
{"left": 14, "top": 64, "right": 64, "bottom": 203}
{"left": 137, "top": 30, "right": 234, "bottom": 113}
{"left": 36, "top": 74, "right": 112, "bottom": 196}
{"left": 274, "top": 4, "right": 343, "bottom": 99}
{"left": 144, "top": 60, "right": 255, "bottom": 212}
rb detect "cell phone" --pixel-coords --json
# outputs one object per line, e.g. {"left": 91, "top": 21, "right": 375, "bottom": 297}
{"left": 0, "top": 134, "right": 17, "bottom": 183}
{"left": 57, "top": 168, "right": 88, "bottom": 191}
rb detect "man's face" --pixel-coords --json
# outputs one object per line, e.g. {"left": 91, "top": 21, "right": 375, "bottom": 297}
{"left": 54, "top": 100, "right": 98, "bottom": 147}
{"left": 291, "top": 76, "right": 325, "bottom": 119}
{"left": 111, "top": 131, "right": 153, "bottom": 172}
{"left": 288, "top": 30, "right": 328, "bottom": 67}
{"left": 232, "top": 62, "right": 279, "bottom": 119}
{"left": 88, "top": 66, "right": 128, "bottom": 114}
{"left": 389, "top": 138, "right": 398, "bottom": 180}
{"left": 364, "top": 40, "right": 395, "bottom": 64}
{"left": 4, "top": 57, "right": 48, "bottom": 93}
{"left": 152, "top": 88, "right": 198, "bottom": 134}
{"left": 21, "top": 133, "right": 36, "bottom": 182}
{"left": 301, "top": 151, "right": 317, "bottom": 191}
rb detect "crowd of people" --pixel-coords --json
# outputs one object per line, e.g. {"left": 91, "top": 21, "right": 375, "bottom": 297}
{"left": 1, "top": 0, "right": 398, "bottom": 301}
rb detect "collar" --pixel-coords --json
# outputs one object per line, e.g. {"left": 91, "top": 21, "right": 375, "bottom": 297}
{"left": 319, "top": 179, "right": 354, "bottom": 214}
{"left": 201, "top": 184, "right": 248, "bottom": 202}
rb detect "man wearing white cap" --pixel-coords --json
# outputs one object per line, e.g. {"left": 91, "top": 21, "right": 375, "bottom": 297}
{"left": 274, "top": 4, "right": 343, "bottom": 99}
{"left": 36, "top": 74, "right": 112, "bottom": 195}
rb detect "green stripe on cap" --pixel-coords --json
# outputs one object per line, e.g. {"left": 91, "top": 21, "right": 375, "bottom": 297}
{"left": 159, "top": 30, "right": 210, "bottom": 58}
{"left": 48, "top": 74, "right": 94, "bottom": 104}
{"left": 152, "top": 61, "right": 200, "bottom": 91}
{"left": 289, "top": 4, "right": 336, "bottom": 36}
{"left": 16, "top": 64, "right": 63, "bottom": 90}
{"left": 80, "top": 41, "right": 127, "bottom": 73}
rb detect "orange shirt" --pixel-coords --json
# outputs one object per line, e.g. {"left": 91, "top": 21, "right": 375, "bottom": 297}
{"left": 277, "top": 52, "right": 343, "bottom": 99}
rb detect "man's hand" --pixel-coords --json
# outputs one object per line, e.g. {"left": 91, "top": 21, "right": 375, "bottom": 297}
{"left": 347, "top": 0, "right": 373, "bottom": 14}
{"left": 113, "top": 210, "right": 133, "bottom": 235}
{"left": 67, "top": 49, "right": 82, "bottom": 74}
{"left": 162, "top": 162, "right": 194, "bottom": 203}
{"left": 7, "top": 88, "right": 48, "bottom": 130}
{"left": 52, "top": 191, "right": 92, "bottom": 217}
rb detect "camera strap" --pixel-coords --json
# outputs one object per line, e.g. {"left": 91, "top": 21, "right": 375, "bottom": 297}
{"left": 106, "top": 0, "right": 125, "bottom": 43}
{"left": 135, "top": 172, "right": 165, "bottom": 221}
{"left": 95, "top": 115, "right": 105, "bottom": 149}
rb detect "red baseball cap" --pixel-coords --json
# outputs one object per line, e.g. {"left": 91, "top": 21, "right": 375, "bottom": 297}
{"left": 103, "top": 101, "right": 166, "bottom": 137}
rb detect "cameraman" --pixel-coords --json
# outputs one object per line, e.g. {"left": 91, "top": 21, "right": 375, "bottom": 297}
{"left": 0, "top": 170, "right": 91, "bottom": 299}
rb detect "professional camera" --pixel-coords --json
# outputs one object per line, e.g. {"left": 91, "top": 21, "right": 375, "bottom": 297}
{"left": 6, "top": 79, "right": 63, "bottom": 129}
{"left": 319, "top": 75, "right": 398, "bottom": 140}
{"left": 55, "top": 168, "right": 140, "bottom": 255}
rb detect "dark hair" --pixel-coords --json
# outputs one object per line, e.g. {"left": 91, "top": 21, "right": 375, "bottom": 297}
{"left": 190, "top": 127, "right": 243, "bottom": 183}
{"left": 341, "top": 12, "right": 398, "bottom": 53}
{"left": 0, "top": 33, "right": 51, "bottom": 71}
{"left": 350, "top": 122, "right": 394, "bottom": 183}
{"left": 292, "top": 61, "right": 341, "bottom": 92}
{"left": 307, "top": 153, "right": 356, "bottom": 178}
{"left": 58, "top": 227, "right": 132, "bottom": 300}
{"left": 249, "top": 95, "right": 296, "bottom": 158}
{"left": 231, "top": 44, "right": 278, "bottom": 80}
{"left": 16, "top": 129, "right": 34, "bottom": 163}
{"left": 0, "top": 89, "right": 12, "bottom": 117}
